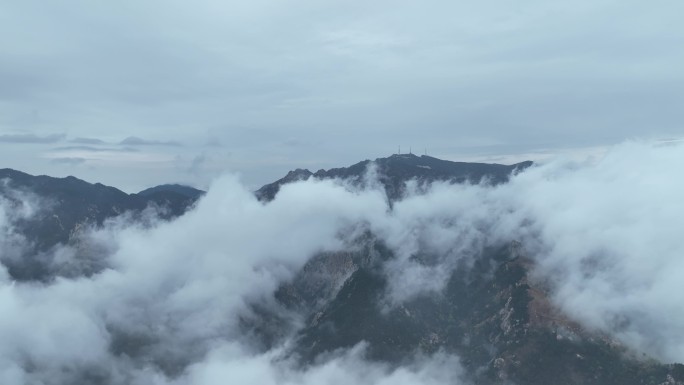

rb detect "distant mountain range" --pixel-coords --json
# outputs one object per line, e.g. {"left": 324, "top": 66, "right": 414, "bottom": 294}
{"left": 1, "top": 156, "right": 682, "bottom": 385}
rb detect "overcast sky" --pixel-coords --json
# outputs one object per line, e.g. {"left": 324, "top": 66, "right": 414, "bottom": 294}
{"left": 1, "top": 0, "right": 683, "bottom": 192}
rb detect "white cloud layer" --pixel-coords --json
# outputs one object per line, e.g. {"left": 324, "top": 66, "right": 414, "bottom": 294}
{"left": 0, "top": 140, "right": 683, "bottom": 384}
{"left": 501, "top": 141, "right": 684, "bottom": 362}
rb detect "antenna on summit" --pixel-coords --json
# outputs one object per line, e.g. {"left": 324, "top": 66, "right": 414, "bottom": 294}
{"left": 409, "top": 147, "right": 412, "bottom": 154}
{"left": 398, "top": 145, "right": 401, "bottom": 154}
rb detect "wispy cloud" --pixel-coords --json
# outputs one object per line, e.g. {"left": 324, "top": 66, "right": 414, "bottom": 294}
{"left": 52, "top": 145, "right": 139, "bottom": 153}
{"left": 0, "top": 133, "right": 66, "bottom": 144}
{"left": 70, "top": 137, "right": 107, "bottom": 145}
{"left": 120, "top": 136, "right": 182, "bottom": 147}
{"left": 50, "top": 157, "right": 87, "bottom": 166}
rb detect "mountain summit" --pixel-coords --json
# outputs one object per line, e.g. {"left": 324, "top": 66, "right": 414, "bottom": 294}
{"left": 256, "top": 154, "right": 532, "bottom": 201}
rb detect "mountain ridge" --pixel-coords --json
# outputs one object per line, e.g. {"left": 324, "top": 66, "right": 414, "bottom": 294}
{"left": 2, "top": 157, "right": 683, "bottom": 384}
{"left": 0, "top": 168, "right": 204, "bottom": 280}
{"left": 256, "top": 153, "right": 533, "bottom": 202}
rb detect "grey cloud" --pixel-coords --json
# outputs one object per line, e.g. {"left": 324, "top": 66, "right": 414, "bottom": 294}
{"left": 52, "top": 145, "right": 139, "bottom": 153}
{"left": 189, "top": 153, "right": 208, "bottom": 174}
{"left": 0, "top": 133, "right": 66, "bottom": 144}
{"left": 173, "top": 153, "right": 211, "bottom": 175}
{"left": 50, "top": 157, "right": 87, "bottom": 165}
{"left": 1, "top": 0, "right": 683, "bottom": 190}
{"left": 70, "top": 137, "right": 107, "bottom": 145}
{"left": 119, "top": 136, "right": 182, "bottom": 147}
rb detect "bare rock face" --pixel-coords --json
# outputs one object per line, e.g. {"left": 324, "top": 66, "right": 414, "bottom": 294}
{"left": 246, "top": 156, "right": 684, "bottom": 384}
{"left": 242, "top": 239, "right": 684, "bottom": 385}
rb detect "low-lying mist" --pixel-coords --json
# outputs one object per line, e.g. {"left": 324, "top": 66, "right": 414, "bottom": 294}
{"left": 1, "top": 140, "right": 683, "bottom": 384}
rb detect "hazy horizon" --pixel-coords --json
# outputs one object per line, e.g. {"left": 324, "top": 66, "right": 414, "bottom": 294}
{"left": 2, "top": 0, "right": 683, "bottom": 192}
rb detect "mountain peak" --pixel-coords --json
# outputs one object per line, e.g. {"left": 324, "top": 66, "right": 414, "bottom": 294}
{"left": 388, "top": 153, "right": 420, "bottom": 159}
{"left": 285, "top": 168, "right": 313, "bottom": 179}
{"left": 256, "top": 154, "right": 533, "bottom": 202}
{"left": 137, "top": 184, "right": 204, "bottom": 199}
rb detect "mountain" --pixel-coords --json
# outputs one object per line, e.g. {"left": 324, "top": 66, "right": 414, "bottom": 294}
{"left": 256, "top": 153, "right": 533, "bottom": 201}
{"left": 2, "top": 157, "right": 683, "bottom": 384}
{"left": 137, "top": 184, "right": 204, "bottom": 199}
{"left": 248, "top": 155, "right": 684, "bottom": 385}
{"left": 0, "top": 168, "right": 203, "bottom": 281}
{"left": 262, "top": 238, "right": 684, "bottom": 385}
{"left": 135, "top": 184, "right": 205, "bottom": 218}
